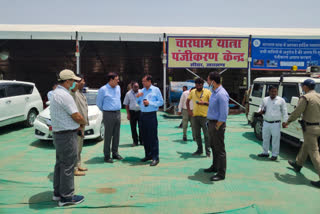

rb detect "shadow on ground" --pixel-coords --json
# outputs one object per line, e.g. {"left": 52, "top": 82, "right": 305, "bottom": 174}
{"left": 29, "top": 191, "right": 57, "bottom": 210}
{"left": 177, "top": 151, "right": 207, "bottom": 160}
{"left": 30, "top": 140, "right": 55, "bottom": 150}
{"left": 274, "top": 170, "right": 314, "bottom": 188}
{"left": 0, "top": 122, "right": 27, "bottom": 135}
{"left": 84, "top": 157, "right": 105, "bottom": 164}
{"left": 47, "top": 172, "right": 53, "bottom": 183}
{"left": 188, "top": 169, "right": 213, "bottom": 185}
{"left": 119, "top": 143, "right": 135, "bottom": 148}
{"left": 122, "top": 156, "right": 149, "bottom": 166}
{"left": 83, "top": 139, "right": 100, "bottom": 147}
{"left": 64, "top": 204, "right": 145, "bottom": 209}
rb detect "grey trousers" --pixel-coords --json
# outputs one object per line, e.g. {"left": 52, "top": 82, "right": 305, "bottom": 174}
{"left": 75, "top": 135, "right": 84, "bottom": 169}
{"left": 53, "top": 130, "right": 78, "bottom": 199}
{"left": 103, "top": 111, "right": 121, "bottom": 158}
{"left": 192, "top": 116, "right": 210, "bottom": 154}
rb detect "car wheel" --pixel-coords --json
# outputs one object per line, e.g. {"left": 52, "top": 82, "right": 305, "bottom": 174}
{"left": 25, "top": 109, "right": 38, "bottom": 127}
{"left": 254, "top": 117, "right": 263, "bottom": 141}
{"left": 97, "top": 123, "right": 105, "bottom": 141}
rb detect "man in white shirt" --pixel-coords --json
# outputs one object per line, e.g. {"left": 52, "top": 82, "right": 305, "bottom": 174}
{"left": 123, "top": 81, "right": 143, "bottom": 146}
{"left": 178, "top": 87, "right": 195, "bottom": 141}
{"left": 257, "top": 85, "right": 288, "bottom": 161}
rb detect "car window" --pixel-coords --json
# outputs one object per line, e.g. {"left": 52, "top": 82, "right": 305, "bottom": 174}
{"left": 265, "top": 84, "right": 279, "bottom": 97}
{"left": 7, "top": 84, "right": 26, "bottom": 97}
{"left": 0, "top": 85, "right": 7, "bottom": 98}
{"left": 315, "top": 84, "right": 320, "bottom": 93}
{"left": 23, "top": 84, "right": 34, "bottom": 94}
{"left": 251, "top": 83, "right": 264, "bottom": 98}
{"left": 84, "top": 91, "right": 98, "bottom": 105}
{"left": 282, "top": 84, "right": 300, "bottom": 103}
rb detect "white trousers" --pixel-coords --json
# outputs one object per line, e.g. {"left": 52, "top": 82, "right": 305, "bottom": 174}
{"left": 262, "top": 121, "right": 281, "bottom": 157}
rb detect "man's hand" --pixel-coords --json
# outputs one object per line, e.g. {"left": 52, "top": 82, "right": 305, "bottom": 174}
{"left": 78, "top": 126, "right": 84, "bottom": 137}
{"left": 282, "top": 122, "right": 288, "bottom": 128}
{"left": 177, "top": 112, "right": 182, "bottom": 116}
{"left": 197, "top": 100, "right": 205, "bottom": 105}
{"left": 136, "top": 92, "right": 144, "bottom": 98}
{"left": 215, "top": 121, "right": 224, "bottom": 130}
{"left": 127, "top": 113, "right": 131, "bottom": 120}
{"left": 188, "top": 110, "right": 193, "bottom": 117}
{"left": 143, "top": 100, "right": 149, "bottom": 106}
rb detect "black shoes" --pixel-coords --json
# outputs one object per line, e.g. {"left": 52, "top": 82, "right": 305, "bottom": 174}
{"left": 210, "top": 174, "right": 225, "bottom": 181}
{"left": 206, "top": 152, "right": 211, "bottom": 157}
{"left": 104, "top": 158, "right": 113, "bottom": 163}
{"left": 141, "top": 157, "right": 152, "bottom": 162}
{"left": 183, "top": 136, "right": 187, "bottom": 141}
{"left": 270, "top": 156, "right": 278, "bottom": 161}
{"left": 192, "top": 151, "right": 203, "bottom": 156}
{"left": 204, "top": 166, "right": 217, "bottom": 173}
{"left": 258, "top": 153, "right": 269, "bottom": 158}
{"left": 150, "top": 159, "right": 159, "bottom": 166}
{"left": 311, "top": 180, "right": 320, "bottom": 188}
{"left": 288, "top": 160, "right": 302, "bottom": 172}
{"left": 132, "top": 143, "right": 138, "bottom": 147}
{"left": 112, "top": 154, "right": 123, "bottom": 160}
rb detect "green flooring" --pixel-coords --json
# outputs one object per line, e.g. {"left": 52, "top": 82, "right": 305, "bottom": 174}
{"left": 0, "top": 112, "right": 319, "bottom": 214}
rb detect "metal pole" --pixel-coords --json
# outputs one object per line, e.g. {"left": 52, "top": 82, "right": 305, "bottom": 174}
{"left": 76, "top": 31, "right": 80, "bottom": 75}
{"left": 185, "top": 68, "right": 245, "bottom": 109}
{"left": 248, "top": 35, "right": 252, "bottom": 89}
{"left": 163, "top": 34, "right": 167, "bottom": 111}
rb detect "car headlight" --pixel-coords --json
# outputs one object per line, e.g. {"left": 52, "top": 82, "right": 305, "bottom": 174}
{"left": 89, "top": 114, "right": 99, "bottom": 121}
{"left": 37, "top": 116, "right": 51, "bottom": 126}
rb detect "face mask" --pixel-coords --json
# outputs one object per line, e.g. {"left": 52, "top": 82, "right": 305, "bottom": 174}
{"left": 69, "top": 82, "right": 76, "bottom": 90}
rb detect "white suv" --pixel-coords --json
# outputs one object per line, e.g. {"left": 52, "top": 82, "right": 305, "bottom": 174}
{"left": 0, "top": 80, "right": 43, "bottom": 127}
{"left": 248, "top": 74, "right": 320, "bottom": 147}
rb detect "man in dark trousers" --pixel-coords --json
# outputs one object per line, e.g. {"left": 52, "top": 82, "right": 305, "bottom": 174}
{"left": 136, "top": 75, "right": 164, "bottom": 166}
{"left": 96, "top": 72, "right": 123, "bottom": 163}
{"left": 204, "top": 71, "right": 229, "bottom": 181}
{"left": 124, "top": 81, "right": 143, "bottom": 146}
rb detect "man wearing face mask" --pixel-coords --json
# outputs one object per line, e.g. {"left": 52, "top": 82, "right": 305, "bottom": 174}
{"left": 284, "top": 79, "right": 320, "bottom": 188}
{"left": 96, "top": 72, "right": 123, "bottom": 163}
{"left": 50, "top": 69, "right": 86, "bottom": 206}
{"left": 70, "top": 75, "right": 89, "bottom": 176}
{"left": 186, "top": 78, "right": 212, "bottom": 157}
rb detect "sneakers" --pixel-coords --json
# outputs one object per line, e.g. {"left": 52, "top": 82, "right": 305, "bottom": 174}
{"left": 311, "top": 180, "right": 320, "bottom": 188}
{"left": 192, "top": 151, "right": 203, "bottom": 156}
{"left": 257, "top": 153, "right": 269, "bottom": 158}
{"left": 270, "top": 156, "right": 278, "bottom": 161}
{"left": 58, "top": 195, "right": 84, "bottom": 207}
{"left": 52, "top": 194, "right": 61, "bottom": 201}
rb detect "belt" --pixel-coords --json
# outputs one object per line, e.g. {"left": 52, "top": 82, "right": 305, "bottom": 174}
{"left": 306, "top": 122, "right": 320, "bottom": 126}
{"left": 141, "top": 111, "right": 156, "bottom": 115}
{"left": 53, "top": 129, "right": 78, "bottom": 134}
{"left": 264, "top": 120, "right": 281, "bottom": 123}
{"left": 103, "top": 110, "right": 120, "bottom": 113}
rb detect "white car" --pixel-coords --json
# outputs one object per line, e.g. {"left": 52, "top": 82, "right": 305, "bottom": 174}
{"left": 0, "top": 80, "right": 43, "bottom": 127}
{"left": 34, "top": 89, "right": 104, "bottom": 141}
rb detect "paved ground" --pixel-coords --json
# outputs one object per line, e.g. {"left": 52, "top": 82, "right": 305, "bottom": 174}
{"left": 0, "top": 112, "right": 319, "bottom": 214}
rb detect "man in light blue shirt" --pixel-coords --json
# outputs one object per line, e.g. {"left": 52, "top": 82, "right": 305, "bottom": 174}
{"left": 136, "top": 75, "right": 163, "bottom": 166}
{"left": 96, "top": 72, "right": 123, "bottom": 163}
{"left": 204, "top": 71, "right": 229, "bottom": 182}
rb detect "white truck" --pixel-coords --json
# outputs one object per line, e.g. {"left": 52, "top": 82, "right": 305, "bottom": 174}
{"left": 248, "top": 68, "right": 320, "bottom": 147}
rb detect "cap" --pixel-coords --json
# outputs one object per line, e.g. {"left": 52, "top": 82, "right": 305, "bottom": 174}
{"left": 302, "top": 79, "right": 316, "bottom": 87}
{"left": 58, "top": 69, "right": 81, "bottom": 81}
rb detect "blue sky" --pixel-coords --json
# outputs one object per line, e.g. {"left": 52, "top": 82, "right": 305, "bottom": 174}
{"left": 1, "top": 0, "right": 319, "bottom": 28}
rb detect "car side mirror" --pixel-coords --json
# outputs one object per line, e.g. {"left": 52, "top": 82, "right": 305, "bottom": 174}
{"left": 290, "top": 96, "right": 299, "bottom": 107}
{"left": 46, "top": 101, "right": 50, "bottom": 106}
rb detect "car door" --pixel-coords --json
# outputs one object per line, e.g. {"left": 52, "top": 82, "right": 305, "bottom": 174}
{"left": 248, "top": 82, "right": 265, "bottom": 120}
{"left": 280, "top": 83, "right": 302, "bottom": 140}
{"left": 0, "top": 84, "right": 10, "bottom": 125}
{"left": 5, "top": 83, "right": 27, "bottom": 123}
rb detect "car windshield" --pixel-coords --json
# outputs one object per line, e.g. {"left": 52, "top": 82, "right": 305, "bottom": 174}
{"left": 315, "top": 84, "right": 320, "bottom": 93}
{"left": 84, "top": 91, "right": 98, "bottom": 105}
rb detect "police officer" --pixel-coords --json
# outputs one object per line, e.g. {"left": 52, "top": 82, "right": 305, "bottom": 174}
{"left": 284, "top": 79, "right": 320, "bottom": 188}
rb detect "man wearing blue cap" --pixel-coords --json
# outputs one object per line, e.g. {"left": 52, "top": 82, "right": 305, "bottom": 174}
{"left": 284, "top": 79, "right": 320, "bottom": 188}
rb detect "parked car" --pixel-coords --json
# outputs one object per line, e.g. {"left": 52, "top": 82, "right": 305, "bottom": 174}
{"left": 0, "top": 80, "right": 43, "bottom": 127}
{"left": 34, "top": 89, "right": 104, "bottom": 141}
{"left": 247, "top": 71, "right": 320, "bottom": 147}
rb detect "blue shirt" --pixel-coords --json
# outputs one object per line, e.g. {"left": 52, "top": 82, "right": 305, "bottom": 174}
{"left": 137, "top": 85, "right": 164, "bottom": 112}
{"left": 207, "top": 86, "right": 229, "bottom": 122}
{"left": 96, "top": 83, "right": 121, "bottom": 111}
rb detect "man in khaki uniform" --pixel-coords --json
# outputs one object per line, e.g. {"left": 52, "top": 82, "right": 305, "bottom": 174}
{"left": 71, "top": 76, "right": 89, "bottom": 176}
{"left": 187, "top": 78, "right": 212, "bottom": 157}
{"left": 242, "top": 88, "right": 251, "bottom": 119}
{"left": 284, "top": 79, "right": 320, "bottom": 188}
